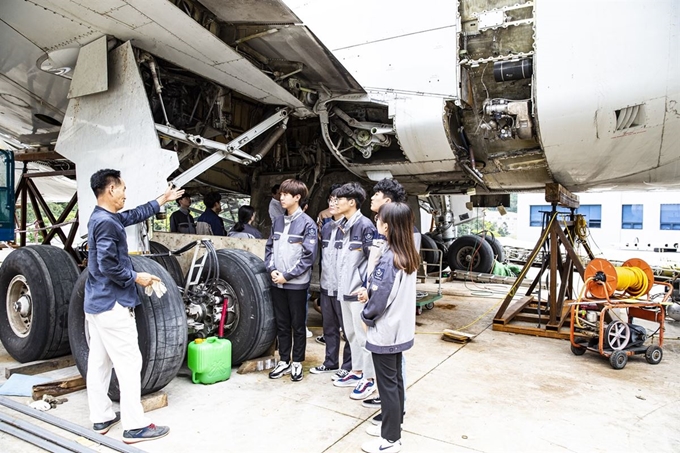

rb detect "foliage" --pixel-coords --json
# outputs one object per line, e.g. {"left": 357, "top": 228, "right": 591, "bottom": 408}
{"left": 457, "top": 217, "right": 509, "bottom": 238}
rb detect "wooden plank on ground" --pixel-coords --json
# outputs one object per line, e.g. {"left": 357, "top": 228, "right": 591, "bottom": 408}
{"left": 32, "top": 375, "right": 85, "bottom": 400}
{"left": 141, "top": 391, "right": 168, "bottom": 413}
{"left": 5, "top": 356, "right": 75, "bottom": 379}
{"left": 492, "top": 323, "right": 571, "bottom": 340}
{"left": 493, "top": 295, "right": 534, "bottom": 325}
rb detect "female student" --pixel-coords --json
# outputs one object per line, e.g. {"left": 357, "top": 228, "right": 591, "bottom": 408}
{"left": 357, "top": 202, "right": 419, "bottom": 453}
{"left": 227, "top": 205, "right": 262, "bottom": 238}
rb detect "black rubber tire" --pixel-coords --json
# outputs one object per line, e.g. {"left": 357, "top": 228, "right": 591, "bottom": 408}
{"left": 68, "top": 256, "right": 187, "bottom": 400}
{"left": 609, "top": 350, "right": 628, "bottom": 370}
{"left": 482, "top": 234, "right": 505, "bottom": 263}
{"left": 420, "top": 234, "right": 440, "bottom": 274}
{"left": 447, "top": 235, "right": 495, "bottom": 273}
{"left": 645, "top": 345, "right": 662, "bottom": 364}
{"left": 149, "top": 241, "right": 184, "bottom": 288}
{"left": 435, "top": 241, "right": 449, "bottom": 270}
{"left": 196, "top": 249, "right": 276, "bottom": 364}
{"left": 570, "top": 343, "right": 586, "bottom": 356}
{"left": 0, "top": 246, "right": 79, "bottom": 362}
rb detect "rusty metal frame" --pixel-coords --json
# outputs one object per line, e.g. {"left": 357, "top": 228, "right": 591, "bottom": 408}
{"left": 14, "top": 169, "right": 80, "bottom": 263}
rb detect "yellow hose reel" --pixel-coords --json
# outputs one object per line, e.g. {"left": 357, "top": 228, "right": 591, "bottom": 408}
{"left": 584, "top": 258, "right": 654, "bottom": 299}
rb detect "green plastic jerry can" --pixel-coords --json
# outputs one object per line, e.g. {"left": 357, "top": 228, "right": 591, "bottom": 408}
{"left": 187, "top": 337, "right": 232, "bottom": 384}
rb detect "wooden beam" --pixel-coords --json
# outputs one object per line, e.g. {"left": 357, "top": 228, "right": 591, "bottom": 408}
{"left": 141, "top": 391, "right": 168, "bottom": 413}
{"left": 22, "top": 170, "right": 76, "bottom": 178}
{"left": 545, "top": 183, "right": 580, "bottom": 209}
{"left": 4, "top": 356, "right": 76, "bottom": 379}
{"left": 13, "top": 151, "right": 65, "bottom": 162}
{"left": 493, "top": 295, "right": 534, "bottom": 325}
{"left": 492, "top": 323, "right": 572, "bottom": 340}
{"left": 32, "top": 375, "right": 85, "bottom": 400}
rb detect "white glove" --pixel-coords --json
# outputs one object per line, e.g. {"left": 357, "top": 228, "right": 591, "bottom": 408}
{"left": 29, "top": 400, "right": 51, "bottom": 411}
{"left": 144, "top": 280, "right": 167, "bottom": 298}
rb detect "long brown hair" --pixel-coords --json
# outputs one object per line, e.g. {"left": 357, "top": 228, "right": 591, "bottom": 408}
{"left": 377, "top": 202, "right": 420, "bottom": 274}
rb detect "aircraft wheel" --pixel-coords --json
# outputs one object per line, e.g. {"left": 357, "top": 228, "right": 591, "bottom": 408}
{"left": 195, "top": 249, "right": 276, "bottom": 364}
{"left": 149, "top": 240, "right": 184, "bottom": 287}
{"left": 69, "top": 256, "right": 186, "bottom": 400}
{"left": 420, "top": 234, "right": 440, "bottom": 274}
{"left": 447, "top": 235, "right": 495, "bottom": 273}
{"left": 481, "top": 233, "right": 505, "bottom": 263}
{"left": 0, "top": 246, "right": 78, "bottom": 362}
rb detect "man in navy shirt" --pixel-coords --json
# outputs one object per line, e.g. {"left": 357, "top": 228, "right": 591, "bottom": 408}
{"left": 85, "top": 169, "right": 182, "bottom": 444}
{"left": 196, "top": 191, "right": 226, "bottom": 236}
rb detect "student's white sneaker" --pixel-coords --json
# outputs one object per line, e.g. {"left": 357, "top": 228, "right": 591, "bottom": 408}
{"left": 361, "top": 437, "right": 401, "bottom": 453}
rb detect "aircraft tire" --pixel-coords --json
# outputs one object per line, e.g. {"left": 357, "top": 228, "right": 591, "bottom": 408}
{"left": 420, "top": 234, "right": 440, "bottom": 274}
{"left": 447, "top": 235, "right": 495, "bottom": 273}
{"left": 481, "top": 234, "right": 505, "bottom": 263}
{"left": 198, "top": 249, "right": 276, "bottom": 364}
{"left": 68, "top": 256, "right": 186, "bottom": 400}
{"left": 149, "top": 240, "right": 185, "bottom": 288}
{"left": 0, "top": 245, "right": 79, "bottom": 362}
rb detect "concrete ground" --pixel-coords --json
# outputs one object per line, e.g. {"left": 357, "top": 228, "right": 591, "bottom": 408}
{"left": 1, "top": 279, "right": 680, "bottom": 453}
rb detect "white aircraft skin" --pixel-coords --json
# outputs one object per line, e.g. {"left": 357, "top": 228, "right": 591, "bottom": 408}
{"left": 0, "top": 0, "right": 678, "bottom": 205}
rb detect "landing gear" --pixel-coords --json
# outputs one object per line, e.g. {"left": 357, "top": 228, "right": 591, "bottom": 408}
{"left": 0, "top": 246, "right": 79, "bottom": 362}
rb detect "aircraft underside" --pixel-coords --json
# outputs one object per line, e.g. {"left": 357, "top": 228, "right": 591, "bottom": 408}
{"left": 0, "top": 0, "right": 678, "bottom": 208}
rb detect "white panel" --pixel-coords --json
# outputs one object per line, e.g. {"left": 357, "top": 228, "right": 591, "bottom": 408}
{"left": 105, "top": 4, "right": 153, "bottom": 29}
{"left": 68, "top": 36, "right": 108, "bottom": 99}
{"left": 56, "top": 42, "right": 179, "bottom": 240}
{"left": 394, "top": 96, "right": 454, "bottom": 162}
{"left": 535, "top": 0, "right": 677, "bottom": 189}
{"left": 333, "top": 27, "right": 458, "bottom": 97}
{"left": 285, "top": 0, "right": 458, "bottom": 97}
{"left": 284, "top": 0, "right": 457, "bottom": 51}
{"left": 0, "top": 0, "right": 98, "bottom": 51}
{"left": 71, "top": 0, "right": 126, "bottom": 14}
{"left": 28, "top": 0, "right": 304, "bottom": 108}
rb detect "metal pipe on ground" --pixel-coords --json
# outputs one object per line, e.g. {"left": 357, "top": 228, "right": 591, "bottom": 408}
{"left": 0, "top": 412, "right": 94, "bottom": 453}
{"left": 0, "top": 396, "right": 145, "bottom": 453}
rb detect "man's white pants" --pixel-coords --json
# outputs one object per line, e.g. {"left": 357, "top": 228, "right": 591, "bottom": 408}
{"left": 340, "top": 301, "right": 375, "bottom": 379}
{"left": 86, "top": 303, "right": 148, "bottom": 430}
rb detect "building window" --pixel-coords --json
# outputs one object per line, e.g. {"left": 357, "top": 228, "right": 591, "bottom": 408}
{"left": 529, "top": 204, "right": 601, "bottom": 228}
{"left": 622, "top": 204, "right": 643, "bottom": 229}
{"left": 660, "top": 204, "right": 680, "bottom": 230}
{"left": 529, "top": 205, "right": 570, "bottom": 227}
{"left": 578, "top": 204, "right": 602, "bottom": 229}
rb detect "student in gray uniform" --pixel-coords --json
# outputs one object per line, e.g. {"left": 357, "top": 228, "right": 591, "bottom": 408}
{"left": 265, "top": 179, "right": 318, "bottom": 382}
{"left": 363, "top": 178, "right": 420, "bottom": 418}
{"left": 357, "top": 202, "right": 419, "bottom": 453}
{"left": 332, "top": 182, "right": 377, "bottom": 400}
{"left": 310, "top": 188, "right": 352, "bottom": 378}
{"left": 227, "top": 205, "right": 262, "bottom": 239}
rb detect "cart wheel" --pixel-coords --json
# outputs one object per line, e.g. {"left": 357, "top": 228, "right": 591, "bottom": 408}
{"left": 644, "top": 345, "right": 663, "bottom": 365}
{"left": 609, "top": 350, "right": 628, "bottom": 370}
{"left": 425, "top": 302, "right": 434, "bottom": 310}
{"left": 570, "top": 343, "right": 586, "bottom": 356}
{"left": 416, "top": 306, "right": 423, "bottom": 316}
{"left": 605, "top": 321, "right": 631, "bottom": 350}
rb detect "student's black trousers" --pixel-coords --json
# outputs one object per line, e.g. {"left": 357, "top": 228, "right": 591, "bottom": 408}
{"left": 271, "top": 287, "right": 307, "bottom": 363}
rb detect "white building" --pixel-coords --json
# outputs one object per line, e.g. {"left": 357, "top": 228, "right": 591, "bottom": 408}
{"left": 517, "top": 191, "right": 680, "bottom": 252}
